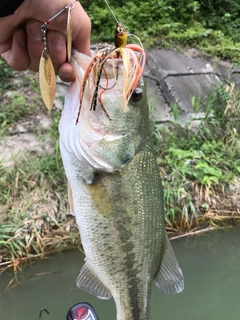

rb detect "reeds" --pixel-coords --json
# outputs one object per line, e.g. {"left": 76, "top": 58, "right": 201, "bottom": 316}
{"left": 0, "top": 145, "right": 83, "bottom": 272}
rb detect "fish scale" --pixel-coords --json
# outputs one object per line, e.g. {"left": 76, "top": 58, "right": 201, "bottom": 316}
{"left": 75, "top": 145, "right": 163, "bottom": 320}
{"left": 59, "top": 49, "right": 184, "bottom": 320}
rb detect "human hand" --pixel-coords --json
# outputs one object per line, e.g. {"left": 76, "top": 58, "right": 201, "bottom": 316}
{"left": 0, "top": 0, "right": 91, "bottom": 82}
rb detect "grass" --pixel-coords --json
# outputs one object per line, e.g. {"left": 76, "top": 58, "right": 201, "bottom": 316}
{"left": 151, "top": 81, "right": 240, "bottom": 231}
{"left": 80, "top": 0, "right": 240, "bottom": 63}
{"left": 1, "top": 29, "right": 240, "bottom": 269}
{"left": 0, "top": 101, "right": 84, "bottom": 270}
{"left": 0, "top": 58, "right": 81, "bottom": 271}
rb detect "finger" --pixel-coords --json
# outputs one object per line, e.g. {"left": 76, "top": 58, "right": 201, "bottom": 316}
{"left": 42, "top": 2, "right": 91, "bottom": 56}
{"left": 47, "top": 30, "right": 66, "bottom": 73}
{"left": 0, "top": 13, "right": 23, "bottom": 43}
{"left": 58, "top": 62, "right": 75, "bottom": 82}
{"left": 0, "top": 39, "right": 12, "bottom": 54}
{"left": 26, "top": 20, "right": 44, "bottom": 72}
{"left": 1, "top": 29, "right": 29, "bottom": 71}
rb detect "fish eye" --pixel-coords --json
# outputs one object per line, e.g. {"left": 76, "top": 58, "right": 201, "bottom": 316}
{"left": 117, "top": 26, "right": 124, "bottom": 33}
{"left": 130, "top": 88, "right": 142, "bottom": 103}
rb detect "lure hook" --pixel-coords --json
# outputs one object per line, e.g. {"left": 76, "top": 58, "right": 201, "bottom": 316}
{"left": 39, "top": 308, "right": 50, "bottom": 319}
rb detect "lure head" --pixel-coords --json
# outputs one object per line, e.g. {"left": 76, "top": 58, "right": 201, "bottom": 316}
{"left": 115, "top": 22, "right": 127, "bottom": 48}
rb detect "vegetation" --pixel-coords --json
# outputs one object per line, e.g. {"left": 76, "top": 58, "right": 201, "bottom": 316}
{"left": 152, "top": 82, "right": 240, "bottom": 232}
{"left": 1, "top": 0, "right": 240, "bottom": 270}
{"left": 0, "top": 59, "right": 76, "bottom": 272}
{"left": 81, "top": 0, "right": 240, "bottom": 61}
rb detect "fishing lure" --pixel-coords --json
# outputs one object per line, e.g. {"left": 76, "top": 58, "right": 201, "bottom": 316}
{"left": 104, "top": 0, "right": 128, "bottom": 49}
{"left": 115, "top": 22, "right": 128, "bottom": 49}
{"left": 39, "top": 0, "right": 76, "bottom": 111}
{"left": 74, "top": 1, "right": 128, "bottom": 124}
{"left": 39, "top": 23, "right": 56, "bottom": 111}
{"left": 88, "top": 22, "right": 128, "bottom": 113}
{"left": 75, "top": 0, "right": 146, "bottom": 124}
{"left": 66, "top": 2, "right": 75, "bottom": 63}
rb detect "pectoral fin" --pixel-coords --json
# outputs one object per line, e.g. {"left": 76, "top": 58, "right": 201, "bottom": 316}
{"left": 87, "top": 176, "right": 113, "bottom": 221}
{"left": 76, "top": 262, "right": 112, "bottom": 299}
{"left": 155, "top": 232, "right": 184, "bottom": 294}
{"left": 68, "top": 182, "right": 75, "bottom": 215}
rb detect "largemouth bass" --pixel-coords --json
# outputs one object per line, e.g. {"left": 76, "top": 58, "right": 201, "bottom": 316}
{"left": 59, "top": 48, "right": 184, "bottom": 320}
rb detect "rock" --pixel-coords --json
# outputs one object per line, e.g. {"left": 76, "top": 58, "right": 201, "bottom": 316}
{"left": 0, "top": 133, "right": 52, "bottom": 168}
{"left": 144, "top": 48, "right": 235, "bottom": 125}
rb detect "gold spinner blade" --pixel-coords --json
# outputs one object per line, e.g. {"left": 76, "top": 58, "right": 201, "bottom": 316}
{"left": 67, "top": 6, "right": 73, "bottom": 63}
{"left": 39, "top": 51, "right": 56, "bottom": 111}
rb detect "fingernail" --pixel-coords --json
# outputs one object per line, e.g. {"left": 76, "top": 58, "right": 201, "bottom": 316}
{"left": 16, "top": 30, "right": 26, "bottom": 48}
{"left": 29, "top": 22, "right": 42, "bottom": 40}
{"left": 49, "top": 33, "right": 65, "bottom": 50}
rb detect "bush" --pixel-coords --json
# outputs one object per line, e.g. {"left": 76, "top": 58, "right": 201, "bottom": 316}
{"left": 80, "top": 0, "right": 240, "bottom": 60}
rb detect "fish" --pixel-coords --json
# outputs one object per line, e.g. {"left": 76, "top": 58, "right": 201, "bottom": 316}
{"left": 58, "top": 47, "right": 184, "bottom": 320}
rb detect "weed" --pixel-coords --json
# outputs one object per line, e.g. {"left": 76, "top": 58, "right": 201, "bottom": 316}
{"left": 1, "top": 0, "right": 240, "bottom": 267}
{"left": 0, "top": 89, "right": 73, "bottom": 270}
{"left": 81, "top": 0, "right": 240, "bottom": 61}
{"left": 154, "top": 82, "right": 240, "bottom": 229}
{"left": 0, "top": 58, "right": 13, "bottom": 92}
{"left": 0, "top": 120, "right": 72, "bottom": 270}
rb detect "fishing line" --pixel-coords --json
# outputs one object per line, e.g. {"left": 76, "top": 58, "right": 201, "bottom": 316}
{"left": 68, "top": 287, "right": 79, "bottom": 306}
{"left": 103, "top": 0, "right": 119, "bottom": 23}
{"left": 128, "top": 33, "right": 144, "bottom": 50}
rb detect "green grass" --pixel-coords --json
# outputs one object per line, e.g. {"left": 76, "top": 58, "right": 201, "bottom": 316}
{"left": 0, "top": 58, "right": 42, "bottom": 139}
{"left": 0, "top": 58, "right": 13, "bottom": 92}
{"left": 150, "top": 82, "right": 240, "bottom": 230}
{"left": 0, "top": 60, "right": 76, "bottom": 270}
{"left": 81, "top": 0, "right": 240, "bottom": 62}
{"left": 1, "top": 75, "right": 240, "bottom": 269}
{"left": 0, "top": 109, "right": 78, "bottom": 271}
{"left": 1, "top": 2, "right": 240, "bottom": 267}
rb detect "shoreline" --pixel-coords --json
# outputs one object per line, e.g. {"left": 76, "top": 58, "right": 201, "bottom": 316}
{"left": 1, "top": 213, "right": 240, "bottom": 272}
{"left": 0, "top": 49, "right": 240, "bottom": 272}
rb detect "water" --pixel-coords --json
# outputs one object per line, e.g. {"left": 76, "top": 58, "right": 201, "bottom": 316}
{"left": 1, "top": 227, "right": 240, "bottom": 320}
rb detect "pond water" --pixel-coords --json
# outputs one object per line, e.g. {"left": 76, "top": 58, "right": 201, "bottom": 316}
{"left": 1, "top": 227, "right": 240, "bottom": 320}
